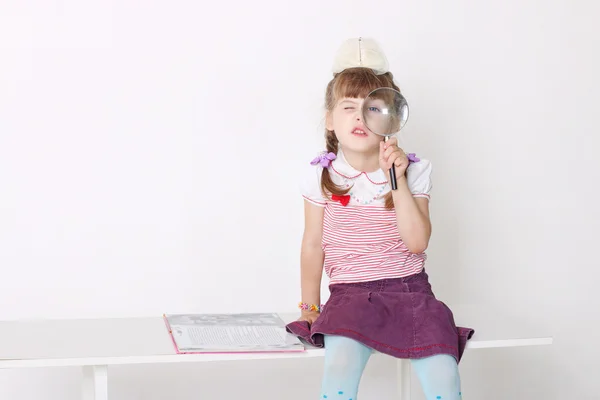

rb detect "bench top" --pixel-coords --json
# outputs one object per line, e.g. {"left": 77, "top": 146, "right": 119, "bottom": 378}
{"left": 0, "top": 304, "right": 552, "bottom": 369}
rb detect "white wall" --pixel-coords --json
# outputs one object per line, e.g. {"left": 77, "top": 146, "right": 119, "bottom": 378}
{"left": 1, "top": 0, "right": 599, "bottom": 399}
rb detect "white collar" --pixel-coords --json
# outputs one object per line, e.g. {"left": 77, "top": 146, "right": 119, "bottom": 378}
{"left": 330, "top": 149, "right": 388, "bottom": 185}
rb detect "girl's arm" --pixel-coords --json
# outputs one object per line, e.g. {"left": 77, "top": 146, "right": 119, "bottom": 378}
{"left": 391, "top": 176, "right": 432, "bottom": 254}
{"left": 300, "top": 201, "right": 325, "bottom": 314}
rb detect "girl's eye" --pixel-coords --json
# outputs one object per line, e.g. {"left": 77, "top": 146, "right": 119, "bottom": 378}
{"left": 344, "top": 107, "right": 355, "bottom": 110}
{"left": 368, "top": 107, "right": 381, "bottom": 112}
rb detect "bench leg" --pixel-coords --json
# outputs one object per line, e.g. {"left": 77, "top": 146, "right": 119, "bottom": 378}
{"left": 82, "top": 365, "right": 108, "bottom": 400}
{"left": 397, "top": 359, "right": 411, "bottom": 400}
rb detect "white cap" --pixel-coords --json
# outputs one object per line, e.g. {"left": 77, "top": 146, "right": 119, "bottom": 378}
{"left": 332, "top": 37, "right": 389, "bottom": 75}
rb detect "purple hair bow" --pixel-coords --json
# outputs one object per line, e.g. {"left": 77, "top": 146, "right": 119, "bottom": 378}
{"left": 310, "top": 152, "right": 337, "bottom": 168}
{"left": 407, "top": 153, "right": 420, "bottom": 163}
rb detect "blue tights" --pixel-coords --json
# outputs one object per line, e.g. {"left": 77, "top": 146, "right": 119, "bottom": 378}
{"left": 320, "top": 335, "right": 462, "bottom": 400}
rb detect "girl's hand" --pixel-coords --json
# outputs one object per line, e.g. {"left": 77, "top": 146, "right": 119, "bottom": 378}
{"left": 298, "top": 310, "right": 320, "bottom": 325}
{"left": 379, "top": 136, "right": 409, "bottom": 181}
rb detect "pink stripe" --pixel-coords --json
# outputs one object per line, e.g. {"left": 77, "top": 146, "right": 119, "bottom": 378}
{"left": 321, "top": 202, "right": 426, "bottom": 284}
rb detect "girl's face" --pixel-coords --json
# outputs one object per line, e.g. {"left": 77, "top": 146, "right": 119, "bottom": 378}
{"left": 326, "top": 97, "right": 382, "bottom": 154}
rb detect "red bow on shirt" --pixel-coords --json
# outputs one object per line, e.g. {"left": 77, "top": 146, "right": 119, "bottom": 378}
{"left": 332, "top": 194, "right": 350, "bottom": 206}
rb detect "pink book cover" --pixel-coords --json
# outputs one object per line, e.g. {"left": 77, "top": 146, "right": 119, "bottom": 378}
{"left": 163, "top": 313, "right": 305, "bottom": 355}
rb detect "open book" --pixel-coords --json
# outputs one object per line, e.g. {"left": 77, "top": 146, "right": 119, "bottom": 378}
{"left": 163, "top": 312, "right": 305, "bottom": 354}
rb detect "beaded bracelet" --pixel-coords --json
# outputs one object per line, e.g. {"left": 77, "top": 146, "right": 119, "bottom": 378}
{"left": 298, "top": 302, "right": 323, "bottom": 312}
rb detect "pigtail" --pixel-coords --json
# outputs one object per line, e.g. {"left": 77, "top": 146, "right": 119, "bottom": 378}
{"left": 383, "top": 191, "right": 394, "bottom": 209}
{"left": 320, "top": 129, "right": 350, "bottom": 199}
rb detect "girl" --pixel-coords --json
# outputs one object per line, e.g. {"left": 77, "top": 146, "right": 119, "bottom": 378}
{"left": 286, "top": 38, "right": 474, "bottom": 400}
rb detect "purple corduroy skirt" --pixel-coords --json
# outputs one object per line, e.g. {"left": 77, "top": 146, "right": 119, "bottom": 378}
{"left": 286, "top": 269, "right": 475, "bottom": 363}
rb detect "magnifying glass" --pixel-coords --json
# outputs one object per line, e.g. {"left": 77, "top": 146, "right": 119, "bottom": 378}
{"left": 361, "top": 87, "right": 409, "bottom": 190}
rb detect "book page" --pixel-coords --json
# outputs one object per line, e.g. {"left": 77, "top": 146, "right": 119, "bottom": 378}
{"left": 165, "top": 313, "right": 304, "bottom": 352}
{"left": 176, "top": 325, "right": 290, "bottom": 349}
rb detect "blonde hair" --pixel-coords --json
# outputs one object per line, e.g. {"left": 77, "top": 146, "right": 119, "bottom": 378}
{"left": 321, "top": 67, "right": 401, "bottom": 209}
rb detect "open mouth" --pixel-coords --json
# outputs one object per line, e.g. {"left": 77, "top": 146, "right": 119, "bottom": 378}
{"left": 351, "top": 128, "right": 368, "bottom": 137}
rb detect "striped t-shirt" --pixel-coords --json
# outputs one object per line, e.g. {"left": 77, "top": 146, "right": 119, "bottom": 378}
{"left": 301, "top": 150, "right": 432, "bottom": 285}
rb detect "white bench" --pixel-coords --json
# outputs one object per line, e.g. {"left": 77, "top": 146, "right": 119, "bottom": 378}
{"left": 0, "top": 304, "right": 552, "bottom": 400}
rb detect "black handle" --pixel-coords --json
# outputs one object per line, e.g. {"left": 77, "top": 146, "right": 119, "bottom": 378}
{"left": 385, "top": 136, "right": 398, "bottom": 190}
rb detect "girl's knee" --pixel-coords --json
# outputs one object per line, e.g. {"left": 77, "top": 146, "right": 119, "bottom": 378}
{"left": 411, "top": 354, "right": 462, "bottom": 399}
{"left": 323, "top": 335, "right": 371, "bottom": 377}
{"left": 320, "top": 336, "right": 372, "bottom": 399}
